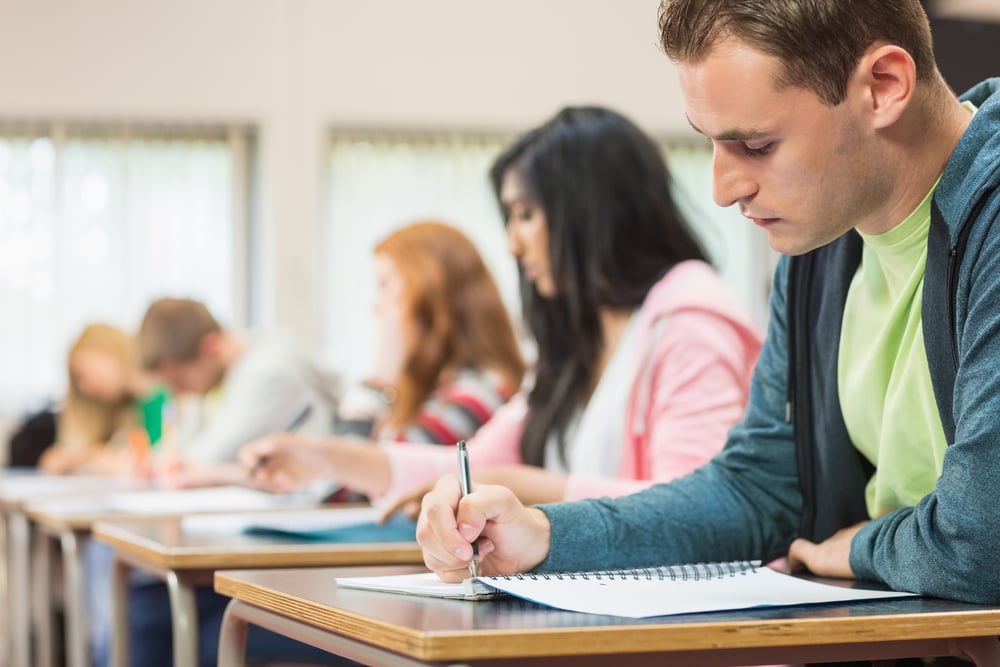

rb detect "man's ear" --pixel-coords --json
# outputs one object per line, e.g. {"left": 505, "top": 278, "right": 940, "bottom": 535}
{"left": 854, "top": 43, "right": 916, "bottom": 130}
{"left": 198, "top": 332, "right": 223, "bottom": 360}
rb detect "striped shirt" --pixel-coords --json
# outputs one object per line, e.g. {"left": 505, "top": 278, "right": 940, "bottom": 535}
{"left": 380, "top": 368, "right": 514, "bottom": 445}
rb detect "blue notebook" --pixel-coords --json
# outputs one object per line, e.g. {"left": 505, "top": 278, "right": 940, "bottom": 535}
{"left": 244, "top": 512, "right": 418, "bottom": 542}
{"left": 181, "top": 507, "right": 418, "bottom": 542}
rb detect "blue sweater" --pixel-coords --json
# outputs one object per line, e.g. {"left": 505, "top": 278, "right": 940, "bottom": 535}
{"left": 536, "top": 78, "right": 1000, "bottom": 604}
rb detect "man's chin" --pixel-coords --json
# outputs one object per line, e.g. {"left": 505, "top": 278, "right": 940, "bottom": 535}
{"left": 766, "top": 230, "right": 825, "bottom": 257}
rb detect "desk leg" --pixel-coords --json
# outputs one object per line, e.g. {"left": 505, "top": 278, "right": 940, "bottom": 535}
{"left": 218, "top": 599, "right": 444, "bottom": 667}
{"left": 955, "top": 635, "right": 1000, "bottom": 666}
{"left": 7, "top": 511, "right": 31, "bottom": 667}
{"left": 59, "top": 530, "right": 89, "bottom": 667}
{"left": 166, "top": 570, "right": 199, "bottom": 667}
{"left": 217, "top": 599, "right": 250, "bottom": 667}
{"left": 30, "top": 530, "right": 55, "bottom": 667}
{"left": 110, "top": 557, "right": 131, "bottom": 667}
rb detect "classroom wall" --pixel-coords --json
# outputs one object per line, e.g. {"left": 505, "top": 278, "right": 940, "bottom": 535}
{"left": 0, "top": 0, "right": 694, "bottom": 355}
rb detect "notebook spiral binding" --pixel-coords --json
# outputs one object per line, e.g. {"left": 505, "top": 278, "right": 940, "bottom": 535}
{"left": 501, "top": 560, "right": 759, "bottom": 583}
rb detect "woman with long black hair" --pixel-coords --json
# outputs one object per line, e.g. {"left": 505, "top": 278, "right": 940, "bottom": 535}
{"left": 243, "top": 106, "right": 762, "bottom": 507}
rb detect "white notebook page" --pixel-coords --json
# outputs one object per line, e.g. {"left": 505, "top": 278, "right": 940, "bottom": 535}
{"left": 336, "top": 562, "right": 917, "bottom": 618}
{"left": 479, "top": 563, "right": 916, "bottom": 618}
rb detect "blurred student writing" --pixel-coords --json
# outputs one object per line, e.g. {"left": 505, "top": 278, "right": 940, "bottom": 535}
{"left": 38, "top": 323, "right": 168, "bottom": 476}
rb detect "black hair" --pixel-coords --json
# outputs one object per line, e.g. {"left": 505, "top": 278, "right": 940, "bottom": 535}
{"left": 490, "top": 106, "right": 708, "bottom": 466}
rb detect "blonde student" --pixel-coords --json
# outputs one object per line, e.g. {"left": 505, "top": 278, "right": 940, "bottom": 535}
{"left": 242, "top": 106, "right": 762, "bottom": 508}
{"left": 39, "top": 323, "right": 168, "bottom": 476}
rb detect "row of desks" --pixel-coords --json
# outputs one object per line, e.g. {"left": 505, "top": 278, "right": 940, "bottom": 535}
{"left": 4, "top": 469, "right": 1000, "bottom": 667}
{"left": 1, "top": 472, "right": 423, "bottom": 667}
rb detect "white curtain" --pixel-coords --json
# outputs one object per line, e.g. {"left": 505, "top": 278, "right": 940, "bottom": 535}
{"left": 322, "top": 132, "right": 774, "bottom": 386}
{"left": 0, "top": 126, "right": 244, "bottom": 415}
{"left": 323, "top": 132, "right": 518, "bottom": 385}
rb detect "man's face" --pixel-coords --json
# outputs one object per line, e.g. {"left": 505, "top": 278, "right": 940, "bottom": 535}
{"left": 677, "top": 40, "right": 886, "bottom": 256}
{"left": 155, "top": 353, "right": 222, "bottom": 396}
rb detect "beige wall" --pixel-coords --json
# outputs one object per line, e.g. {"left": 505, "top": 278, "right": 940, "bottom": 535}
{"left": 0, "top": 0, "right": 695, "bottom": 353}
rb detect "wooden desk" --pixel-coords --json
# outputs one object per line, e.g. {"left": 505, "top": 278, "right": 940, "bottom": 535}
{"left": 26, "top": 486, "right": 327, "bottom": 667}
{"left": 214, "top": 565, "right": 1000, "bottom": 667}
{"left": 0, "top": 474, "right": 142, "bottom": 667}
{"left": 27, "top": 498, "right": 181, "bottom": 667}
{"left": 94, "top": 514, "right": 424, "bottom": 667}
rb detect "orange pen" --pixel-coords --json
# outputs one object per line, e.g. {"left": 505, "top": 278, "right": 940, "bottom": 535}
{"left": 129, "top": 427, "right": 152, "bottom": 478}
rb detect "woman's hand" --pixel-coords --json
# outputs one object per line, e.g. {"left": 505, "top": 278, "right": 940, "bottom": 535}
{"left": 377, "top": 479, "right": 436, "bottom": 523}
{"left": 38, "top": 446, "right": 87, "bottom": 475}
{"left": 238, "top": 434, "right": 335, "bottom": 493}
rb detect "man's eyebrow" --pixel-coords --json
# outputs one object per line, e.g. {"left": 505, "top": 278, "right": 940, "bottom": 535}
{"left": 686, "top": 115, "right": 772, "bottom": 142}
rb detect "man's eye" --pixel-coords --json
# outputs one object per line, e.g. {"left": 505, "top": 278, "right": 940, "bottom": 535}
{"left": 742, "top": 142, "right": 775, "bottom": 157}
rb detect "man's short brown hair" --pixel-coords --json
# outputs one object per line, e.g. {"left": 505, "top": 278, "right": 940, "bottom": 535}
{"left": 137, "top": 297, "right": 221, "bottom": 370}
{"left": 658, "top": 0, "right": 936, "bottom": 106}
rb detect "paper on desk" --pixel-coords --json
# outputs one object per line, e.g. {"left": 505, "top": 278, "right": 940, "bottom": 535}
{"left": 336, "top": 571, "right": 497, "bottom": 600}
{"left": 478, "top": 564, "right": 917, "bottom": 618}
{"left": 100, "top": 485, "right": 300, "bottom": 515}
{"left": 181, "top": 506, "right": 380, "bottom": 535}
{"left": 336, "top": 562, "right": 918, "bottom": 617}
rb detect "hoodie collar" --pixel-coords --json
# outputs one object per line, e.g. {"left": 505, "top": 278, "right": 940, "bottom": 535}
{"left": 936, "top": 78, "right": 1000, "bottom": 243}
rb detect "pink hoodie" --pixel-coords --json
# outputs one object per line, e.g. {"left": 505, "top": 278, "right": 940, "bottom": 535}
{"left": 381, "top": 260, "right": 763, "bottom": 503}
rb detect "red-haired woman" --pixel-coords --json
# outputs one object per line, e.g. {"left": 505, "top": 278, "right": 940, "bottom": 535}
{"left": 344, "top": 220, "right": 525, "bottom": 446}
{"left": 313, "top": 219, "right": 526, "bottom": 508}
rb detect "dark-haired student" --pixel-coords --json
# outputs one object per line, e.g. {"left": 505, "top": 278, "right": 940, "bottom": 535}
{"left": 415, "top": 0, "right": 1000, "bottom": 644}
{"left": 242, "top": 105, "right": 763, "bottom": 511}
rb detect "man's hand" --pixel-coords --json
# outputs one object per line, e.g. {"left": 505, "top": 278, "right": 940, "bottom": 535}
{"left": 787, "top": 521, "right": 867, "bottom": 579}
{"left": 416, "top": 475, "right": 552, "bottom": 582}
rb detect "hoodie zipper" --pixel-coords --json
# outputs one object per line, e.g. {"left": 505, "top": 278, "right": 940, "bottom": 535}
{"left": 946, "top": 247, "right": 959, "bottom": 368}
{"left": 946, "top": 197, "right": 985, "bottom": 369}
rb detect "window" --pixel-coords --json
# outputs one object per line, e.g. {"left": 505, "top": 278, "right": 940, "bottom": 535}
{"left": 323, "top": 131, "right": 517, "bottom": 384}
{"left": 0, "top": 123, "right": 252, "bottom": 415}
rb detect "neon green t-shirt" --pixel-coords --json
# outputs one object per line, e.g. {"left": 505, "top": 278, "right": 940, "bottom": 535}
{"left": 838, "top": 182, "right": 948, "bottom": 518}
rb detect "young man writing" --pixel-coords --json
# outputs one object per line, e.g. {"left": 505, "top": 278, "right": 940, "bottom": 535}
{"left": 136, "top": 296, "right": 335, "bottom": 485}
{"left": 416, "top": 0, "right": 1000, "bottom": 606}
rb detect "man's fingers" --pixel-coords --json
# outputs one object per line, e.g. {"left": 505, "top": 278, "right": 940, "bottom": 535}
{"left": 786, "top": 537, "right": 814, "bottom": 573}
{"left": 454, "top": 484, "right": 523, "bottom": 535}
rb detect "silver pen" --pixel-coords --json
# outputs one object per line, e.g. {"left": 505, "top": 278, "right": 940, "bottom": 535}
{"left": 456, "top": 440, "right": 480, "bottom": 579}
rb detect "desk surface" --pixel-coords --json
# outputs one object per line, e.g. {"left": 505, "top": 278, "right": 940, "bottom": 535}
{"left": 0, "top": 475, "right": 145, "bottom": 510}
{"left": 27, "top": 499, "right": 309, "bottom": 532}
{"left": 94, "top": 517, "right": 424, "bottom": 570}
{"left": 215, "top": 565, "right": 1000, "bottom": 663}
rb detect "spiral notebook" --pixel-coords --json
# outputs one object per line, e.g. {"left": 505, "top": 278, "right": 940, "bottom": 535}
{"left": 335, "top": 561, "right": 917, "bottom": 618}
